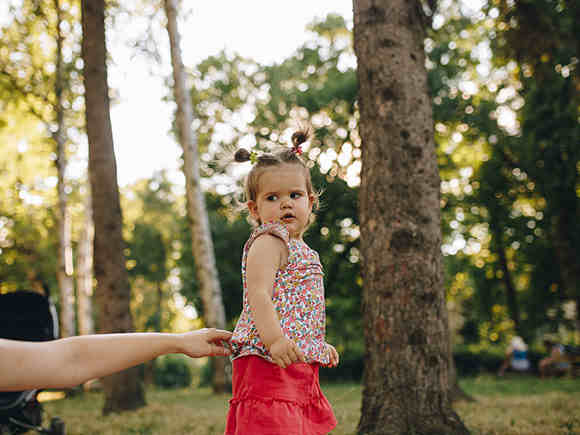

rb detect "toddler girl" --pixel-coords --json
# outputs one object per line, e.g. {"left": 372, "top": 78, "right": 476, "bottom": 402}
{"left": 225, "top": 129, "right": 339, "bottom": 435}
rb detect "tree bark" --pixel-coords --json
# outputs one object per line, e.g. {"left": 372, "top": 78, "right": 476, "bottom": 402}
{"left": 77, "top": 190, "right": 94, "bottom": 336}
{"left": 81, "top": 0, "right": 145, "bottom": 414}
{"left": 353, "top": 1, "right": 468, "bottom": 433}
{"left": 163, "top": 0, "right": 229, "bottom": 393}
{"left": 53, "top": 0, "right": 76, "bottom": 338}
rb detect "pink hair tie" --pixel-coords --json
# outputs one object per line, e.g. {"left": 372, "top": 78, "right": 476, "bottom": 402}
{"left": 292, "top": 145, "right": 303, "bottom": 155}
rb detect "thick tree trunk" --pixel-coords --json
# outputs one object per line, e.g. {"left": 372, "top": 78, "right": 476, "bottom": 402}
{"left": 77, "top": 191, "right": 94, "bottom": 336}
{"left": 54, "top": 0, "right": 75, "bottom": 338}
{"left": 81, "top": 0, "right": 145, "bottom": 414}
{"left": 353, "top": 1, "right": 468, "bottom": 433}
{"left": 163, "top": 0, "right": 229, "bottom": 393}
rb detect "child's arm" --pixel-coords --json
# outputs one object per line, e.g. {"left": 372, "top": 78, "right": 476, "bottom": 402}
{"left": 246, "top": 235, "right": 305, "bottom": 368}
{"left": 0, "top": 328, "right": 232, "bottom": 391}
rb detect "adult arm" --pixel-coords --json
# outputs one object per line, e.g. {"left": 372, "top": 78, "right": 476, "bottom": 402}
{"left": 0, "top": 328, "right": 231, "bottom": 391}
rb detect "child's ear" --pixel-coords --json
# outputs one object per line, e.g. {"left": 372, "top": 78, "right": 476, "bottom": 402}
{"left": 247, "top": 200, "right": 259, "bottom": 221}
{"left": 308, "top": 194, "right": 315, "bottom": 211}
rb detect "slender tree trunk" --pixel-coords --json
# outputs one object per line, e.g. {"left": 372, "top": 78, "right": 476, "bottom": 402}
{"left": 81, "top": 0, "right": 145, "bottom": 414}
{"left": 53, "top": 0, "right": 76, "bottom": 338}
{"left": 77, "top": 190, "right": 94, "bottom": 336}
{"left": 156, "top": 282, "right": 163, "bottom": 331}
{"left": 490, "top": 216, "right": 521, "bottom": 333}
{"left": 552, "top": 209, "right": 580, "bottom": 335}
{"left": 353, "top": 1, "right": 468, "bottom": 433}
{"left": 163, "top": 0, "right": 229, "bottom": 393}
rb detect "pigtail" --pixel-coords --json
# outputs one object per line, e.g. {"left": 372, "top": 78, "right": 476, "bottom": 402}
{"left": 234, "top": 148, "right": 259, "bottom": 164}
{"left": 234, "top": 148, "right": 251, "bottom": 162}
{"left": 290, "top": 127, "right": 311, "bottom": 155}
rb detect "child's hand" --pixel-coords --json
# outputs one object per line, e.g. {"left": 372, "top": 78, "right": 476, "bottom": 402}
{"left": 269, "top": 337, "right": 305, "bottom": 368}
{"left": 324, "top": 343, "right": 340, "bottom": 367}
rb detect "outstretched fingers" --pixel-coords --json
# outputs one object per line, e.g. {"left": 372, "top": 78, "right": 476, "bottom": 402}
{"left": 206, "top": 329, "right": 232, "bottom": 356}
{"left": 205, "top": 328, "right": 233, "bottom": 344}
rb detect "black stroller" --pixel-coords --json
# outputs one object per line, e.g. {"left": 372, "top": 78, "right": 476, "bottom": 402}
{"left": 0, "top": 291, "right": 65, "bottom": 435}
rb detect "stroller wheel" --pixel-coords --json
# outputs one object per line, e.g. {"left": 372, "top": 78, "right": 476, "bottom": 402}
{"left": 49, "top": 417, "right": 65, "bottom": 435}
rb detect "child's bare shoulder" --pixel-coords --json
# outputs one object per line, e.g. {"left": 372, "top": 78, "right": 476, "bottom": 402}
{"left": 249, "top": 233, "right": 286, "bottom": 255}
{"left": 248, "top": 234, "right": 288, "bottom": 268}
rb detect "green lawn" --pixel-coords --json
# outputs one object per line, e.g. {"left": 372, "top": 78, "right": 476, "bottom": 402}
{"left": 41, "top": 376, "right": 580, "bottom": 434}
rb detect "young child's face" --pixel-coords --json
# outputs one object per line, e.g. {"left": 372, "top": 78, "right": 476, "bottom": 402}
{"left": 248, "top": 164, "right": 313, "bottom": 239}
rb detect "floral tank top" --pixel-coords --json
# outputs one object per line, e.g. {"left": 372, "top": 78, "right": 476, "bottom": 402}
{"left": 230, "top": 222, "right": 330, "bottom": 365}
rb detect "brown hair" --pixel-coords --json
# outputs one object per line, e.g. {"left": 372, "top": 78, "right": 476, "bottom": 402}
{"left": 235, "top": 129, "right": 318, "bottom": 225}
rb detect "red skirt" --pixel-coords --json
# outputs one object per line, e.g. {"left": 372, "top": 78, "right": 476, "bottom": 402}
{"left": 225, "top": 356, "right": 337, "bottom": 435}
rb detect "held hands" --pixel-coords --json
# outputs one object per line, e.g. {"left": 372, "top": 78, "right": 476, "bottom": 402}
{"left": 324, "top": 343, "right": 340, "bottom": 368}
{"left": 268, "top": 336, "right": 306, "bottom": 368}
{"left": 177, "top": 328, "right": 233, "bottom": 358}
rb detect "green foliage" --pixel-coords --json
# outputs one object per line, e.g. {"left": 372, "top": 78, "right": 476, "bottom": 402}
{"left": 153, "top": 355, "right": 192, "bottom": 389}
{"left": 430, "top": 0, "right": 579, "bottom": 348}
{"left": 124, "top": 171, "right": 182, "bottom": 333}
{"left": 0, "top": 107, "right": 59, "bottom": 295}
{"left": 1, "top": 3, "right": 578, "bottom": 379}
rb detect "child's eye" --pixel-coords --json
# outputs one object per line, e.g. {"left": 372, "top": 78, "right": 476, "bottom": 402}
{"left": 290, "top": 192, "right": 302, "bottom": 199}
{"left": 266, "top": 195, "right": 278, "bottom": 201}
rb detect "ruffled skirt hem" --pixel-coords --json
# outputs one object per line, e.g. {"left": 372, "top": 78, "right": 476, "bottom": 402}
{"left": 224, "top": 356, "right": 337, "bottom": 435}
{"left": 225, "top": 396, "right": 337, "bottom": 435}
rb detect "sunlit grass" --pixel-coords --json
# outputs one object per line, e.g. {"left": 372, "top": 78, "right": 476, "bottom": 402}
{"left": 41, "top": 376, "right": 580, "bottom": 434}
{"left": 456, "top": 374, "right": 580, "bottom": 435}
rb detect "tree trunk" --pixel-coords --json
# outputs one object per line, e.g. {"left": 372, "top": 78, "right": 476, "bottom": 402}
{"left": 552, "top": 209, "right": 580, "bottom": 334}
{"left": 163, "top": 0, "right": 229, "bottom": 393}
{"left": 353, "top": 1, "right": 468, "bottom": 433}
{"left": 490, "top": 215, "right": 521, "bottom": 333}
{"left": 54, "top": 0, "right": 76, "bottom": 338}
{"left": 77, "top": 190, "right": 94, "bottom": 336}
{"left": 81, "top": 0, "right": 145, "bottom": 414}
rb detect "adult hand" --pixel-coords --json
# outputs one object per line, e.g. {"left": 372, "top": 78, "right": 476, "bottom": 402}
{"left": 179, "top": 328, "right": 232, "bottom": 358}
{"left": 269, "top": 337, "right": 305, "bottom": 368}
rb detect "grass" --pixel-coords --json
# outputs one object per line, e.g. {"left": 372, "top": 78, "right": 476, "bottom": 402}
{"left": 456, "top": 374, "right": 580, "bottom": 435}
{"left": 40, "top": 375, "right": 580, "bottom": 434}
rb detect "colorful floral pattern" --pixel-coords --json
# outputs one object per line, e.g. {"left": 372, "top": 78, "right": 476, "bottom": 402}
{"left": 230, "top": 222, "right": 330, "bottom": 365}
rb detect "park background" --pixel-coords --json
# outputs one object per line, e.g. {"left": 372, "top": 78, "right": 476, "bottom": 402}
{"left": 1, "top": 0, "right": 579, "bottom": 433}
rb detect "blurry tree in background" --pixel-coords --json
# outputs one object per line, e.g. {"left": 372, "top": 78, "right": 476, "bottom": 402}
{"left": 429, "top": 0, "right": 579, "bottom": 347}
{"left": 163, "top": 0, "right": 229, "bottom": 392}
{"left": 491, "top": 0, "right": 580, "bottom": 334}
{"left": 81, "top": 0, "right": 145, "bottom": 414}
{"left": 0, "top": 0, "right": 85, "bottom": 336}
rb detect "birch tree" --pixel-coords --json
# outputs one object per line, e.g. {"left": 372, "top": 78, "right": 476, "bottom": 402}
{"left": 53, "top": 0, "right": 75, "bottom": 338}
{"left": 77, "top": 190, "right": 94, "bottom": 337}
{"left": 163, "top": 0, "right": 228, "bottom": 392}
{"left": 0, "top": 0, "right": 78, "bottom": 336}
